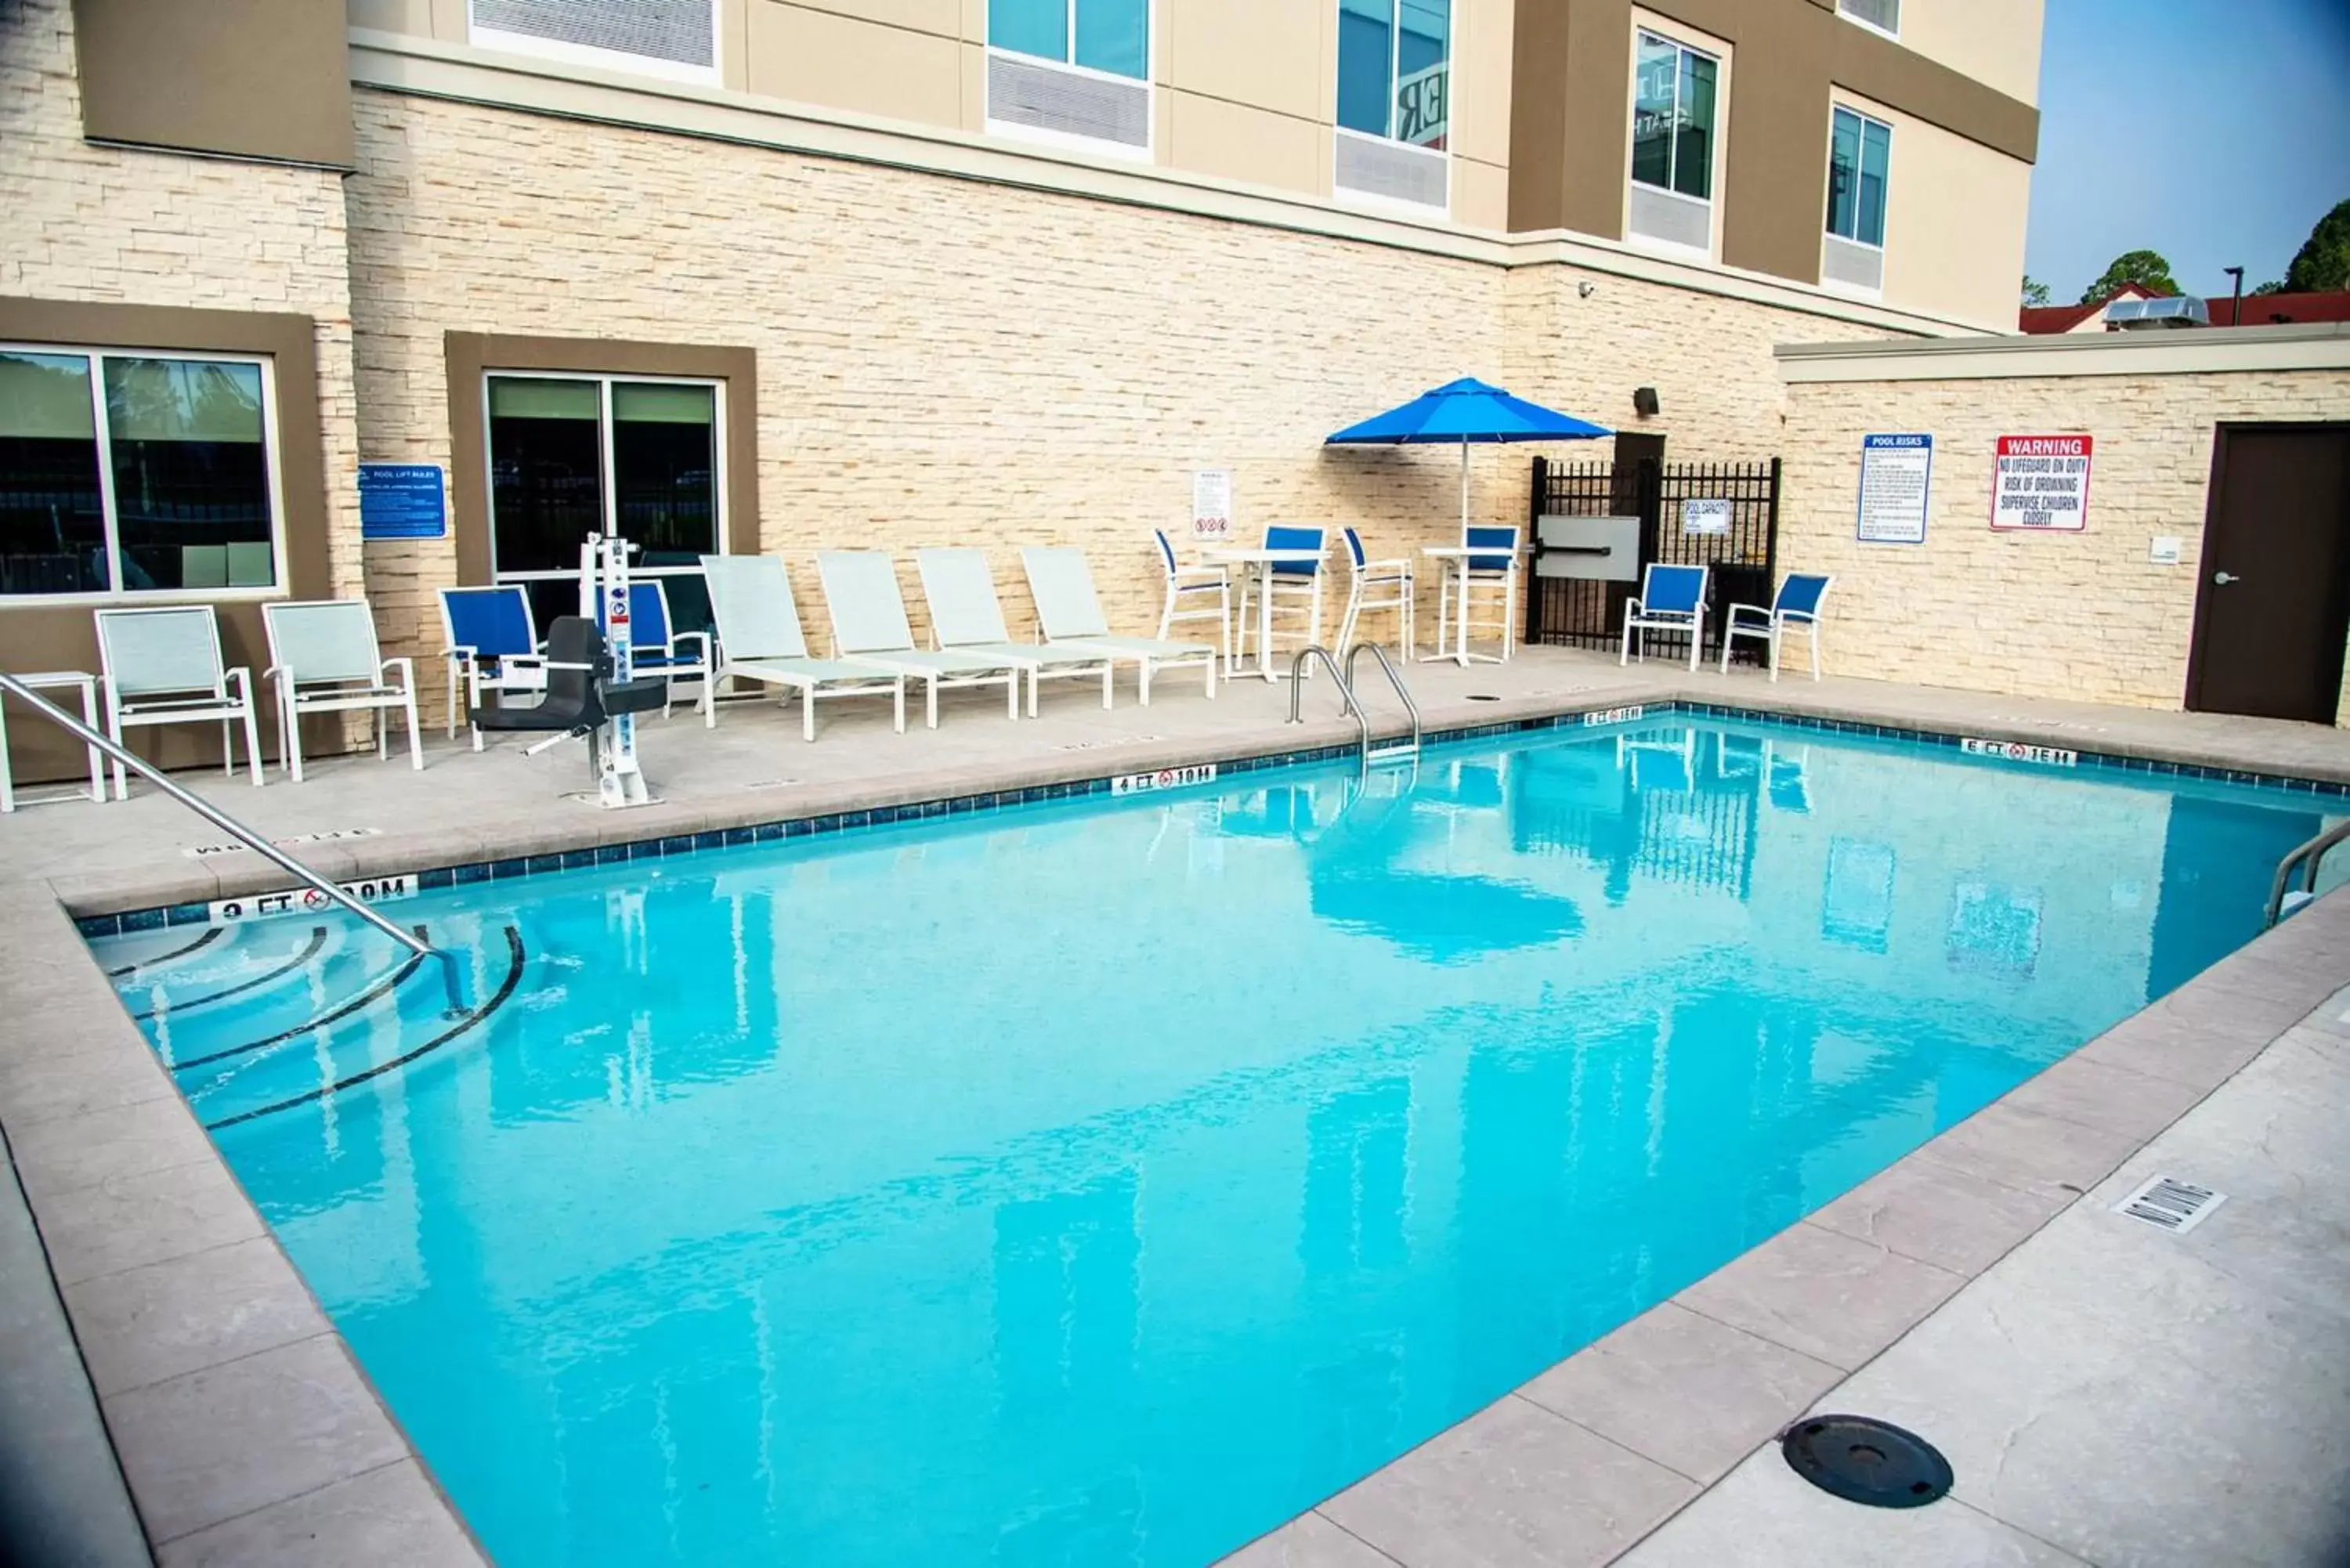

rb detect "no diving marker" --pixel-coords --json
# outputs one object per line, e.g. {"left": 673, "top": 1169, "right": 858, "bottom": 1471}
{"left": 1112, "top": 764, "right": 1218, "bottom": 797}
{"left": 211, "top": 874, "right": 416, "bottom": 926}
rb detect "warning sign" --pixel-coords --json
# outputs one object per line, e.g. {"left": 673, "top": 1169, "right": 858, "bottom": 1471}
{"left": 1992, "top": 435, "right": 2092, "bottom": 532}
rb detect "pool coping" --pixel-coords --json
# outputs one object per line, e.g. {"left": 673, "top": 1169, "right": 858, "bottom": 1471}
{"left": 6, "top": 681, "right": 2349, "bottom": 1566}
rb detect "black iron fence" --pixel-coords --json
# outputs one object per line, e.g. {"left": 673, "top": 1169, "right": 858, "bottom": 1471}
{"left": 1524, "top": 456, "right": 1781, "bottom": 660}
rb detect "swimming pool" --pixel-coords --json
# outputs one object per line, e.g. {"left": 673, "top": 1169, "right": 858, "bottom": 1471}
{"left": 90, "top": 716, "right": 2340, "bottom": 1566}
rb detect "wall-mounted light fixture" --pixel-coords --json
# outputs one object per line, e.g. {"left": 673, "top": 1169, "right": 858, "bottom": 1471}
{"left": 1632, "top": 386, "right": 1661, "bottom": 418}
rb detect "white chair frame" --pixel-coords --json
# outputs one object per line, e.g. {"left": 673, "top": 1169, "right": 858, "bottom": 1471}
{"left": 1619, "top": 563, "right": 1711, "bottom": 674}
{"left": 1336, "top": 528, "right": 1415, "bottom": 658}
{"left": 437, "top": 586, "right": 549, "bottom": 751}
{"left": 1434, "top": 527, "right": 1523, "bottom": 663}
{"left": 1231, "top": 529, "right": 1326, "bottom": 668}
{"left": 1719, "top": 576, "right": 1832, "bottom": 682}
{"left": 1153, "top": 529, "right": 1232, "bottom": 670}
{"left": 262, "top": 601, "right": 422, "bottom": 783}
{"left": 93, "top": 605, "right": 264, "bottom": 799}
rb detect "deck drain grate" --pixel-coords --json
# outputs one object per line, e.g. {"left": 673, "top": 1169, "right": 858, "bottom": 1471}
{"left": 1781, "top": 1415, "right": 1951, "bottom": 1508}
{"left": 2113, "top": 1174, "right": 2226, "bottom": 1234}
{"left": 1466, "top": 694, "right": 1501, "bottom": 702}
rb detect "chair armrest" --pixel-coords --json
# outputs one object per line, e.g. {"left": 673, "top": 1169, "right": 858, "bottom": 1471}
{"left": 1724, "top": 602, "right": 1770, "bottom": 623}
{"left": 262, "top": 663, "right": 289, "bottom": 685}
{"left": 443, "top": 643, "right": 478, "bottom": 665}
{"left": 670, "top": 631, "right": 712, "bottom": 665}
{"left": 380, "top": 656, "right": 416, "bottom": 690}
{"left": 225, "top": 667, "right": 255, "bottom": 701}
{"left": 502, "top": 654, "right": 549, "bottom": 672}
{"left": 1624, "top": 597, "right": 1646, "bottom": 616}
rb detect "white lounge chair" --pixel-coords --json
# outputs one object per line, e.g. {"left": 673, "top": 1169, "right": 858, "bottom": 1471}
{"left": 92, "top": 605, "right": 264, "bottom": 798}
{"left": 261, "top": 600, "right": 422, "bottom": 782}
{"left": 700, "top": 555, "right": 906, "bottom": 741}
{"left": 915, "top": 548, "right": 1114, "bottom": 716}
{"left": 1020, "top": 547, "right": 1217, "bottom": 704}
{"left": 815, "top": 551, "right": 1021, "bottom": 728}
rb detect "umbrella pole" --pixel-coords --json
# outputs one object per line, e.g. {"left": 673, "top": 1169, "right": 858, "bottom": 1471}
{"left": 1459, "top": 437, "right": 1470, "bottom": 536}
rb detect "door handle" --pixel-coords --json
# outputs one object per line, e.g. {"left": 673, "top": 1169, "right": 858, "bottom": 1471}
{"left": 2213, "top": 571, "right": 2241, "bottom": 585}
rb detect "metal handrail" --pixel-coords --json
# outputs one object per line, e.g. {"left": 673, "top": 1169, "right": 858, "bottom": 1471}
{"left": 1285, "top": 646, "right": 1371, "bottom": 765}
{"left": 2265, "top": 817, "right": 2350, "bottom": 927}
{"left": 0, "top": 672, "right": 432, "bottom": 960}
{"left": 1345, "top": 641, "right": 1422, "bottom": 760}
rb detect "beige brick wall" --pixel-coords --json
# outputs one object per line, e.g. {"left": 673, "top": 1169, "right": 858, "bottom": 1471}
{"left": 1778, "top": 369, "right": 2350, "bottom": 716}
{"left": 1, "top": 0, "right": 364, "bottom": 601}
{"left": 346, "top": 90, "right": 1894, "bottom": 722}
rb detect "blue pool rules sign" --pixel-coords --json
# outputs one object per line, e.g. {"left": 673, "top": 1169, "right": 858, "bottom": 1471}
{"left": 1856, "top": 433, "right": 1932, "bottom": 545}
{"left": 358, "top": 463, "right": 447, "bottom": 540}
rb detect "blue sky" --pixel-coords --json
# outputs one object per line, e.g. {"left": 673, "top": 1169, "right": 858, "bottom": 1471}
{"left": 2025, "top": 0, "right": 2350, "bottom": 302}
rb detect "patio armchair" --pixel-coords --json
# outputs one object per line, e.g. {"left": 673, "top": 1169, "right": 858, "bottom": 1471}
{"left": 92, "top": 605, "right": 264, "bottom": 799}
{"left": 261, "top": 599, "right": 421, "bottom": 783}
{"left": 1620, "top": 562, "right": 1710, "bottom": 673}
{"left": 1719, "top": 573, "right": 1832, "bottom": 682}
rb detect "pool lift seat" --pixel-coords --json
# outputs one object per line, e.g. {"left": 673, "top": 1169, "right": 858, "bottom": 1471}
{"left": 470, "top": 616, "right": 668, "bottom": 777}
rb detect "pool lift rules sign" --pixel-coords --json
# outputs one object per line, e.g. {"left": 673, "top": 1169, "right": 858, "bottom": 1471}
{"left": 1992, "top": 435, "right": 2092, "bottom": 532}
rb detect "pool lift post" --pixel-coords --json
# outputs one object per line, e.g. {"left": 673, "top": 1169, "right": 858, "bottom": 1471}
{"left": 577, "top": 531, "right": 653, "bottom": 811}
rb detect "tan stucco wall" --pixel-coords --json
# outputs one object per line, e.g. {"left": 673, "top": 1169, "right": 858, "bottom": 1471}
{"left": 1890, "top": 0, "right": 2044, "bottom": 108}
{"left": 1779, "top": 366, "right": 2350, "bottom": 713}
{"left": 1828, "top": 89, "right": 2031, "bottom": 334}
{"left": 1, "top": 4, "right": 363, "bottom": 600}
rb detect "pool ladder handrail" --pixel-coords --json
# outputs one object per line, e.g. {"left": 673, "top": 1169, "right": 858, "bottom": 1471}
{"left": 0, "top": 670, "right": 437, "bottom": 965}
{"left": 2265, "top": 817, "right": 2350, "bottom": 927}
{"left": 1284, "top": 644, "right": 1420, "bottom": 769}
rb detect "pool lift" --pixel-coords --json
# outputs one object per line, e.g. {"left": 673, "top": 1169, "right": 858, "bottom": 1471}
{"left": 577, "top": 531, "right": 658, "bottom": 811}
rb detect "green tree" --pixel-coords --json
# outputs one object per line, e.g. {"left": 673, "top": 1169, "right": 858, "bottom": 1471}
{"left": 2280, "top": 197, "right": 2350, "bottom": 293}
{"left": 2077, "top": 250, "right": 2178, "bottom": 303}
{"left": 2021, "top": 275, "right": 2051, "bottom": 306}
{"left": 2249, "top": 280, "right": 2286, "bottom": 297}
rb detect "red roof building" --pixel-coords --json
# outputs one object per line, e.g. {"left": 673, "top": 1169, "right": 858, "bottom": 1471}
{"left": 2018, "top": 283, "right": 2162, "bottom": 335}
{"left": 2204, "top": 291, "right": 2350, "bottom": 327}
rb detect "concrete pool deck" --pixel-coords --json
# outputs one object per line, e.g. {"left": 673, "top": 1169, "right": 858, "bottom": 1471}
{"left": 2, "top": 645, "right": 2348, "bottom": 1565}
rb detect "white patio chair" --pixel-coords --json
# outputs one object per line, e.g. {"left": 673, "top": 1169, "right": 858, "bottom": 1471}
{"left": 1336, "top": 526, "right": 1415, "bottom": 657}
{"left": 1719, "top": 573, "right": 1833, "bottom": 681}
{"left": 915, "top": 548, "right": 1113, "bottom": 716}
{"left": 92, "top": 605, "right": 263, "bottom": 799}
{"left": 699, "top": 555, "right": 906, "bottom": 741}
{"left": 1435, "top": 525, "right": 1522, "bottom": 661}
{"left": 1152, "top": 529, "right": 1231, "bottom": 669}
{"left": 1020, "top": 547, "right": 1217, "bottom": 703}
{"left": 261, "top": 600, "right": 421, "bottom": 783}
{"left": 815, "top": 551, "right": 1021, "bottom": 728}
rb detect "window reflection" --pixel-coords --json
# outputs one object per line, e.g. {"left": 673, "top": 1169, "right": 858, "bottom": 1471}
{"left": 0, "top": 351, "right": 105, "bottom": 594}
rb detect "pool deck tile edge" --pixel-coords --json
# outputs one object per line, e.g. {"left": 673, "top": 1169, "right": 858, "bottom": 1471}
{"left": 1215, "top": 884, "right": 2350, "bottom": 1568}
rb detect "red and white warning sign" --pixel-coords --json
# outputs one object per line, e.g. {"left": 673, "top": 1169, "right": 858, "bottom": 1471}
{"left": 1991, "top": 435, "right": 2092, "bottom": 532}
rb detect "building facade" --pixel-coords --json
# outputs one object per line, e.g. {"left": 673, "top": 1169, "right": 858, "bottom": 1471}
{"left": 5, "top": 0, "right": 2051, "bottom": 775}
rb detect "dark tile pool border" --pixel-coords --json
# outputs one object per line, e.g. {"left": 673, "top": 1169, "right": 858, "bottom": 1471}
{"left": 72, "top": 699, "right": 2350, "bottom": 940}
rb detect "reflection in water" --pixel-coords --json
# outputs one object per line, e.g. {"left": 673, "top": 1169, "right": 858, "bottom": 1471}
{"left": 92, "top": 721, "right": 2337, "bottom": 1567}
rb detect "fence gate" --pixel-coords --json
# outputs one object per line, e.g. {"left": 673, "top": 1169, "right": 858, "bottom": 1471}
{"left": 1524, "top": 455, "right": 1781, "bottom": 661}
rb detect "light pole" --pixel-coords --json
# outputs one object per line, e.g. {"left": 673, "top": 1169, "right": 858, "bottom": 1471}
{"left": 2222, "top": 266, "right": 2244, "bottom": 327}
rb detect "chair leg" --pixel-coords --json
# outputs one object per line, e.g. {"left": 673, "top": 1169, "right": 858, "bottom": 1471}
{"left": 1029, "top": 666, "right": 1042, "bottom": 720}
{"left": 105, "top": 694, "right": 128, "bottom": 801}
{"left": 220, "top": 717, "right": 234, "bottom": 779}
{"left": 1810, "top": 624, "right": 1821, "bottom": 681}
{"left": 1770, "top": 629, "right": 1782, "bottom": 683}
{"left": 803, "top": 685, "right": 817, "bottom": 742}
{"left": 1619, "top": 620, "right": 1632, "bottom": 667}
{"left": 1718, "top": 629, "right": 1733, "bottom": 677}
{"left": 240, "top": 695, "right": 264, "bottom": 786}
{"left": 286, "top": 695, "right": 306, "bottom": 785}
{"left": 924, "top": 676, "right": 938, "bottom": 730}
{"left": 1140, "top": 658, "right": 1155, "bottom": 706}
{"left": 1157, "top": 584, "right": 1176, "bottom": 642}
{"left": 1100, "top": 660, "right": 1113, "bottom": 710}
{"left": 1217, "top": 581, "right": 1231, "bottom": 671}
{"left": 446, "top": 659, "right": 461, "bottom": 739}
{"left": 891, "top": 678, "right": 906, "bottom": 734}
{"left": 1004, "top": 670, "right": 1018, "bottom": 721}
{"left": 403, "top": 692, "right": 422, "bottom": 769}
{"left": 1687, "top": 622, "right": 1701, "bottom": 674}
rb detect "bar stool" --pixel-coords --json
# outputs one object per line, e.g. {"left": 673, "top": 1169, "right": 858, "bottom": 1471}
{"left": 1153, "top": 529, "right": 1231, "bottom": 668}
{"left": 1336, "top": 527, "right": 1415, "bottom": 657}
{"left": 1232, "top": 525, "right": 1325, "bottom": 667}
{"left": 1434, "top": 524, "right": 1522, "bottom": 662}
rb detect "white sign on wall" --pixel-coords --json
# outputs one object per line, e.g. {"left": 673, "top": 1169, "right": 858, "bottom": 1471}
{"left": 1191, "top": 469, "right": 1234, "bottom": 544}
{"left": 1992, "top": 435, "right": 2093, "bottom": 532}
{"left": 1856, "top": 433, "right": 1932, "bottom": 544}
{"left": 1682, "top": 498, "right": 1732, "bottom": 536}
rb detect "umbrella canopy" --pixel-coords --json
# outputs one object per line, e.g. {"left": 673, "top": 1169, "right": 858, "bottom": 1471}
{"left": 1325, "top": 377, "right": 1610, "bottom": 530}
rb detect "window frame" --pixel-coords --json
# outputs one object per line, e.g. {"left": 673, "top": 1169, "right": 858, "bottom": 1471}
{"left": 479, "top": 367, "right": 730, "bottom": 594}
{"left": 1623, "top": 23, "right": 1726, "bottom": 258}
{"left": 1834, "top": 0, "right": 1901, "bottom": 44}
{"left": 0, "top": 341, "right": 290, "bottom": 607}
{"left": 1330, "top": 0, "right": 1455, "bottom": 217}
{"left": 982, "top": 0, "right": 1158, "bottom": 162}
{"left": 465, "top": 0, "right": 721, "bottom": 88}
{"left": 1824, "top": 103, "right": 1894, "bottom": 254}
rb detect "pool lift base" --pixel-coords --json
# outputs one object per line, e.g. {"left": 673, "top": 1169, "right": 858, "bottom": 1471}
{"left": 1780, "top": 1414, "right": 1953, "bottom": 1508}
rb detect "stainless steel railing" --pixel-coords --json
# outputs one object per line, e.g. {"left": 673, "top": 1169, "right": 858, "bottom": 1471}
{"left": 1285, "top": 646, "right": 1369, "bottom": 764}
{"left": 2266, "top": 817, "right": 2350, "bottom": 927}
{"left": 1345, "top": 641, "right": 1422, "bottom": 763}
{"left": 0, "top": 672, "right": 432, "bottom": 960}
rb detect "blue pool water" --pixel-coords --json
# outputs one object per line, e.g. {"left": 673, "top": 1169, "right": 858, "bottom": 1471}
{"left": 92, "top": 718, "right": 2339, "bottom": 1566}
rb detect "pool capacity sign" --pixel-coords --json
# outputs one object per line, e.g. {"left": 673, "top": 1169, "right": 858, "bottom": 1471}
{"left": 1991, "top": 435, "right": 2093, "bottom": 532}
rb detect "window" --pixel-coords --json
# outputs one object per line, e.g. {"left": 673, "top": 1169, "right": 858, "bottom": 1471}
{"left": 468, "top": 0, "right": 719, "bottom": 85}
{"left": 1337, "top": 0, "right": 1450, "bottom": 148}
{"left": 1333, "top": 0, "right": 1451, "bottom": 211}
{"left": 0, "top": 347, "right": 280, "bottom": 599}
{"left": 485, "top": 373, "right": 721, "bottom": 630}
{"left": 985, "top": 0, "right": 1154, "bottom": 155}
{"left": 989, "top": 0, "right": 1148, "bottom": 79}
{"left": 1826, "top": 107, "right": 1892, "bottom": 248}
{"left": 1836, "top": 0, "right": 1900, "bottom": 40}
{"left": 1631, "top": 31, "right": 1717, "bottom": 202}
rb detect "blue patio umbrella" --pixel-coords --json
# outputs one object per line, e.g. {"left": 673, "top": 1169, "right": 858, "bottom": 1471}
{"left": 1325, "top": 377, "right": 1611, "bottom": 532}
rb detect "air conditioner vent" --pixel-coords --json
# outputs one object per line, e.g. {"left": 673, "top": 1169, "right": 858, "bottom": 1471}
{"left": 1822, "top": 234, "right": 1885, "bottom": 292}
{"left": 472, "top": 0, "right": 714, "bottom": 69}
{"left": 988, "top": 53, "right": 1151, "bottom": 150}
{"left": 1334, "top": 132, "right": 1449, "bottom": 211}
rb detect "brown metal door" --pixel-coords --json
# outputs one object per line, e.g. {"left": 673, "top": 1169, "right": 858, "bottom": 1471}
{"left": 2187, "top": 425, "right": 2350, "bottom": 723}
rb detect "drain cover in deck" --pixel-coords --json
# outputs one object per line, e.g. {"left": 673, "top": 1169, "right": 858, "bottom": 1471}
{"left": 1781, "top": 1415, "right": 1952, "bottom": 1508}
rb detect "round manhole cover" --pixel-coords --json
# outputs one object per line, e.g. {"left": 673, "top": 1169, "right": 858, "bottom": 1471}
{"left": 1781, "top": 1415, "right": 1952, "bottom": 1508}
